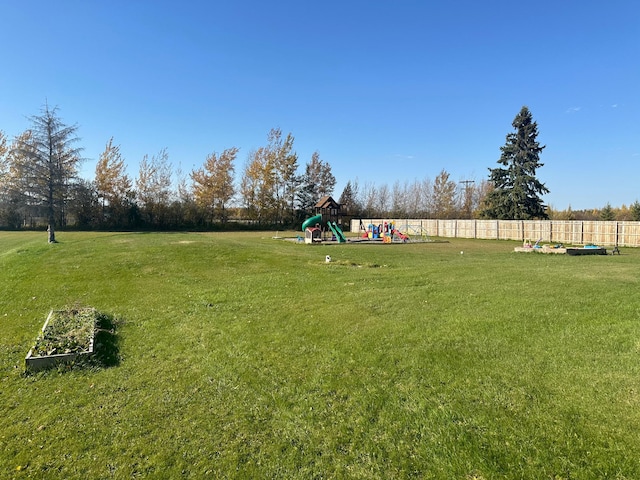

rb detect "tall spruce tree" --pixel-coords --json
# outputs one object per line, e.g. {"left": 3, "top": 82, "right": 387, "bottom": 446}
{"left": 12, "top": 104, "right": 83, "bottom": 242}
{"left": 630, "top": 200, "right": 640, "bottom": 221}
{"left": 480, "top": 106, "right": 549, "bottom": 219}
{"left": 599, "top": 203, "right": 615, "bottom": 221}
{"left": 339, "top": 180, "right": 357, "bottom": 215}
{"left": 298, "top": 151, "right": 336, "bottom": 215}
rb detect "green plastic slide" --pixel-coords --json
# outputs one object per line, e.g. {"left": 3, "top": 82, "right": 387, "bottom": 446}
{"left": 328, "top": 222, "right": 347, "bottom": 243}
{"left": 301, "top": 214, "right": 322, "bottom": 231}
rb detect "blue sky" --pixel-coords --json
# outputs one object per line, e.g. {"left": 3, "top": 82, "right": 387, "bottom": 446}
{"left": 1, "top": 1, "right": 638, "bottom": 210}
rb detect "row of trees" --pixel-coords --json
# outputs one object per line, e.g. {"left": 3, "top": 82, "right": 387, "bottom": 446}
{"left": 3, "top": 104, "right": 637, "bottom": 236}
{"left": 336, "top": 173, "right": 491, "bottom": 220}
{"left": 549, "top": 203, "right": 640, "bottom": 221}
{"left": 0, "top": 104, "right": 493, "bottom": 233}
{"left": 335, "top": 179, "right": 640, "bottom": 222}
{"left": 0, "top": 106, "right": 339, "bottom": 233}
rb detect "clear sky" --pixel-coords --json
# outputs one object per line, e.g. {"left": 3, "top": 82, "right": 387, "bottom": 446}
{"left": 1, "top": 1, "right": 638, "bottom": 211}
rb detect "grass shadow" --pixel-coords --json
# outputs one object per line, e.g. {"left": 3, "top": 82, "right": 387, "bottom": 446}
{"left": 92, "top": 312, "right": 122, "bottom": 368}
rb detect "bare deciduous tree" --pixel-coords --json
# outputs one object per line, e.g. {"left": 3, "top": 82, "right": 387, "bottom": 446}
{"left": 135, "top": 148, "right": 173, "bottom": 227}
{"left": 376, "top": 183, "right": 390, "bottom": 217}
{"left": 432, "top": 169, "right": 458, "bottom": 219}
{"left": 191, "top": 147, "right": 238, "bottom": 223}
{"left": 239, "top": 147, "right": 277, "bottom": 223}
{"left": 267, "top": 129, "right": 299, "bottom": 225}
{"left": 95, "top": 137, "right": 132, "bottom": 225}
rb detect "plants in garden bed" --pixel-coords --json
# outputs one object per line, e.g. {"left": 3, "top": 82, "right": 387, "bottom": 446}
{"left": 31, "top": 307, "right": 98, "bottom": 356}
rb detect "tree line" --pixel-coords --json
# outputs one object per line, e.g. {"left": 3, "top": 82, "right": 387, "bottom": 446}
{"left": 2, "top": 104, "right": 637, "bottom": 235}
{"left": 0, "top": 105, "right": 339, "bottom": 234}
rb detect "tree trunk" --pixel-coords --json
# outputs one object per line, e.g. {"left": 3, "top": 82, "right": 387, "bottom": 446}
{"left": 47, "top": 224, "right": 57, "bottom": 243}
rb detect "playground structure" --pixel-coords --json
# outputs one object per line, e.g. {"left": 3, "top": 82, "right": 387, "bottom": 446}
{"left": 300, "top": 216, "right": 424, "bottom": 245}
{"left": 354, "top": 219, "right": 435, "bottom": 243}
{"left": 359, "top": 220, "right": 410, "bottom": 243}
{"left": 302, "top": 214, "right": 347, "bottom": 243}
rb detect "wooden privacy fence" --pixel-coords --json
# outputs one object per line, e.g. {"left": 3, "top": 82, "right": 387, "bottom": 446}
{"left": 351, "top": 219, "right": 640, "bottom": 247}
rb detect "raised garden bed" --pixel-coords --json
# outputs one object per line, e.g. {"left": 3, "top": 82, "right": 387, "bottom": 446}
{"left": 566, "top": 246, "right": 608, "bottom": 256}
{"left": 25, "top": 307, "right": 97, "bottom": 372}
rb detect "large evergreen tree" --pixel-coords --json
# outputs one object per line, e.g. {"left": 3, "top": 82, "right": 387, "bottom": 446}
{"left": 630, "top": 200, "right": 640, "bottom": 221}
{"left": 297, "top": 151, "right": 336, "bottom": 215}
{"left": 339, "top": 180, "right": 359, "bottom": 215}
{"left": 480, "top": 106, "right": 549, "bottom": 220}
{"left": 12, "top": 104, "right": 83, "bottom": 242}
{"left": 599, "top": 202, "right": 615, "bottom": 221}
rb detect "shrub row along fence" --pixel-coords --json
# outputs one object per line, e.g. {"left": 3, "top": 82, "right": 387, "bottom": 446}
{"left": 350, "top": 219, "right": 640, "bottom": 247}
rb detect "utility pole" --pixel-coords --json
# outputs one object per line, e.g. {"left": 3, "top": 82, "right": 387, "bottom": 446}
{"left": 460, "top": 180, "right": 475, "bottom": 219}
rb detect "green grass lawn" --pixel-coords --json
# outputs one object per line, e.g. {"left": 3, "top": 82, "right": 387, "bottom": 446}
{"left": 1, "top": 231, "right": 639, "bottom": 479}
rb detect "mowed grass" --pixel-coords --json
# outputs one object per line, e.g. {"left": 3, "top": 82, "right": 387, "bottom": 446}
{"left": 1, "top": 231, "right": 640, "bottom": 479}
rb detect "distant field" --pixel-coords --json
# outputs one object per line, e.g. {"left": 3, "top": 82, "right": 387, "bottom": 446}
{"left": 1, "top": 231, "right": 639, "bottom": 479}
